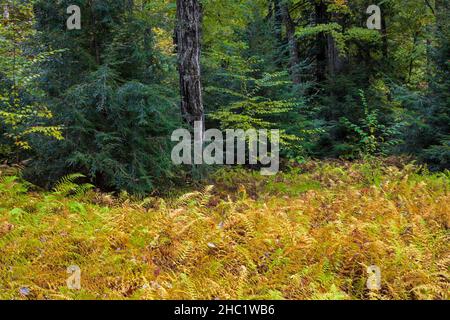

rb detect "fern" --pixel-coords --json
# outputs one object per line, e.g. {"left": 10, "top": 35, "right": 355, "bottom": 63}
{"left": 53, "top": 173, "right": 94, "bottom": 197}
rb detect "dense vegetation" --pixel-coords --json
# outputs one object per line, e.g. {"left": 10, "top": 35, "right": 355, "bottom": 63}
{"left": 0, "top": 160, "right": 448, "bottom": 300}
{"left": 0, "top": 0, "right": 448, "bottom": 301}
{"left": 1, "top": 0, "right": 448, "bottom": 193}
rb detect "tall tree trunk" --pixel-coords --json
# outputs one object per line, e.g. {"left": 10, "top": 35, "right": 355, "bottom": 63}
{"left": 315, "top": 0, "right": 327, "bottom": 81}
{"left": 326, "top": 35, "right": 344, "bottom": 75}
{"left": 89, "top": 0, "right": 101, "bottom": 65}
{"left": 176, "top": 0, "right": 204, "bottom": 130}
{"left": 281, "top": 2, "right": 301, "bottom": 84}
{"left": 315, "top": 2, "right": 345, "bottom": 79}
{"left": 326, "top": 12, "right": 345, "bottom": 76}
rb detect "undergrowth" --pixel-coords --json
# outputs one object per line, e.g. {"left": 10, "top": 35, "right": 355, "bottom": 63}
{"left": 0, "top": 159, "right": 448, "bottom": 300}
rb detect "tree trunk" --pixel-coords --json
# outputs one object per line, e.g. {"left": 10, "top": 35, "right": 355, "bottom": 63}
{"left": 176, "top": 0, "right": 204, "bottom": 129}
{"left": 326, "top": 35, "right": 344, "bottom": 75}
{"left": 326, "top": 11, "right": 346, "bottom": 76}
{"left": 89, "top": 0, "right": 101, "bottom": 65}
{"left": 281, "top": 2, "right": 301, "bottom": 84}
{"left": 315, "top": 0, "right": 327, "bottom": 81}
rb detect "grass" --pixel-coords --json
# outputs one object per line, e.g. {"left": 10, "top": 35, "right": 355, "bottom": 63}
{"left": 0, "top": 159, "right": 448, "bottom": 300}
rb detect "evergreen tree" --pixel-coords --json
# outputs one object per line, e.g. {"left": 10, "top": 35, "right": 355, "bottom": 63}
{"left": 28, "top": 0, "right": 180, "bottom": 194}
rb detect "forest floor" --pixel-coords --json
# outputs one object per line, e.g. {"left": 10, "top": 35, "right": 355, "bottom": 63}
{"left": 0, "top": 159, "right": 448, "bottom": 300}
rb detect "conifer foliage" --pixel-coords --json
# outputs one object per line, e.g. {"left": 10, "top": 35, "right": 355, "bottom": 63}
{"left": 0, "top": 0, "right": 448, "bottom": 193}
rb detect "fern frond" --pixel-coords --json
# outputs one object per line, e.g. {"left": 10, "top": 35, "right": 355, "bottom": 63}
{"left": 53, "top": 173, "right": 93, "bottom": 196}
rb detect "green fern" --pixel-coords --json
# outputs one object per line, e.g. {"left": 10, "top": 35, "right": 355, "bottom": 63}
{"left": 53, "top": 173, "right": 94, "bottom": 197}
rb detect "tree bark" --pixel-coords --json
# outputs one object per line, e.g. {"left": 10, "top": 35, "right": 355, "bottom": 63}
{"left": 315, "top": 2, "right": 346, "bottom": 78}
{"left": 326, "top": 36, "right": 343, "bottom": 75}
{"left": 315, "top": 0, "right": 327, "bottom": 81}
{"left": 176, "top": 0, "right": 204, "bottom": 129}
{"left": 89, "top": 0, "right": 101, "bottom": 65}
{"left": 326, "top": 12, "right": 346, "bottom": 76}
{"left": 281, "top": 2, "right": 301, "bottom": 84}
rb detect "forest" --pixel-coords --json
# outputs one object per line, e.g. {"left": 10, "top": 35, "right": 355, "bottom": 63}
{"left": 0, "top": 0, "right": 449, "bottom": 301}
